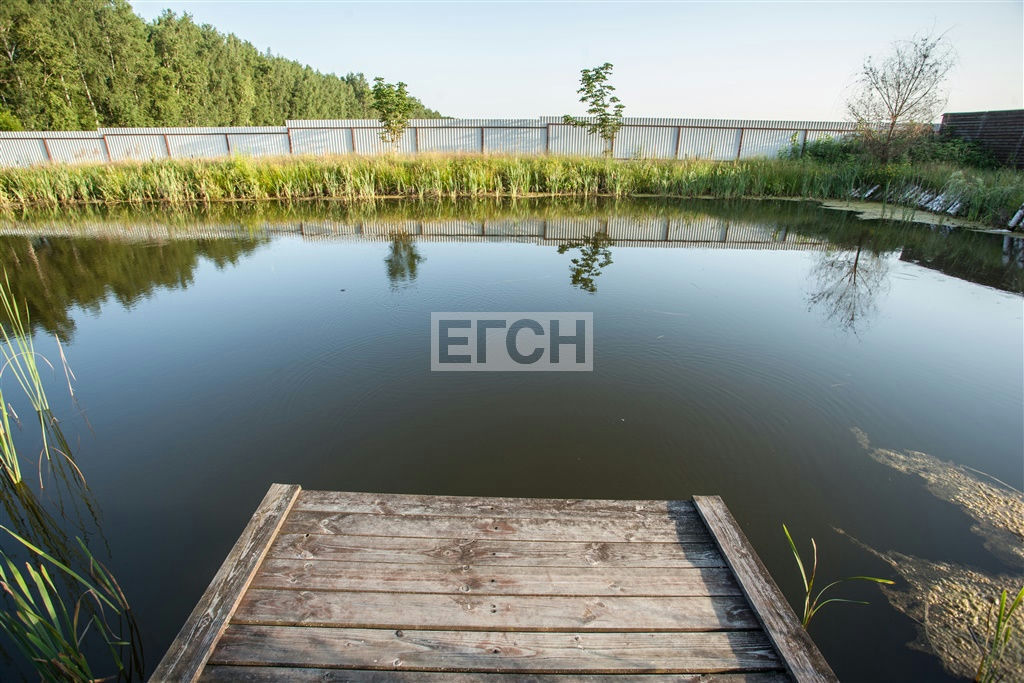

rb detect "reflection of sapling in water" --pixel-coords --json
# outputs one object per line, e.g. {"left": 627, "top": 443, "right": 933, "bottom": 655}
{"left": 558, "top": 232, "right": 614, "bottom": 293}
{"left": 385, "top": 232, "right": 425, "bottom": 289}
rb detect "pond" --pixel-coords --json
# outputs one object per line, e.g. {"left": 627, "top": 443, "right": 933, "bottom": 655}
{"left": 0, "top": 198, "right": 1021, "bottom": 680}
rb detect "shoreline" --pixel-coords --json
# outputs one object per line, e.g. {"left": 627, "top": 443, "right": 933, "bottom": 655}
{"left": 1, "top": 155, "right": 1021, "bottom": 230}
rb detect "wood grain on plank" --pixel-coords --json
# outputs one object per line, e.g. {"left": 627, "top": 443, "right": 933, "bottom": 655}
{"left": 694, "top": 495, "right": 838, "bottom": 683}
{"left": 296, "top": 490, "right": 695, "bottom": 521}
{"left": 232, "top": 589, "right": 759, "bottom": 632}
{"left": 252, "top": 560, "right": 742, "bottom": 597}
{"left": 268, "top": 533, "right": 727, "bottom": 568}
{"left": 200, "top": 665, "right": 790, "bottom": 682}
{"left": 208, "top": 626, "right": 783, "bottom": 673}
{"left": 280, "top": 510, "right": 707, "bottom": 543}
{"left": 151, "top": 483, "right": 301, "bottom": 683}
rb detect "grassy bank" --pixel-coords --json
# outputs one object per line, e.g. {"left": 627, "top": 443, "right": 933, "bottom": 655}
{"left": 1, "top": 155, "right": 1021, "bottom": 227}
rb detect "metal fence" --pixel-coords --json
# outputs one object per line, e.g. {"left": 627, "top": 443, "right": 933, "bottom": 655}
{"left": 0, "top": 117, "right": 858, "bottom": 167}
{"left": 0, "top": 214, "right": 828, "bottom": 250}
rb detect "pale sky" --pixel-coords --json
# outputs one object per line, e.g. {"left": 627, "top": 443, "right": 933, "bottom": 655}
{"left": 130, "top": 1, "right": 1024, "bottom": 121}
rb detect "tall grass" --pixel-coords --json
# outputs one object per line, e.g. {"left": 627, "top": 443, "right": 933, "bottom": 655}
{"left": 783, "top": 523, "right": 894, "bottom": 629}
{"left": 0, "top": 526, "right": 142, "bottom": 681}
{"left": 0, "top": 154, "right": 1021, "bottom": 226}
{"left": 0, "top": 272, "right": 80, "bottom": 486}
{"left": 974, "top": 585, "right": 1024, "bottom": 682}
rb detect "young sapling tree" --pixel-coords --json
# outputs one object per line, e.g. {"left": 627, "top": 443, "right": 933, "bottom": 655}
{"left": 563, "top": 62, "right": 625, "bottom": 158}
{"left": 372, "top": 77, "right": 415, "bottom": 152}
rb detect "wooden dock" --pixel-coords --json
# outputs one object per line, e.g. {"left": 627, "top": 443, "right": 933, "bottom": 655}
{"left": 152, "top": 485, "right": 837, "bottom": 682}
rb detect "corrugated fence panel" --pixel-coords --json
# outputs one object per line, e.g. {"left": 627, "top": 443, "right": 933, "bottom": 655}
{"left": 483, "top": 127, "right": 546, "bottom": 155}
{"left": 608, "top": 216, "right": 669, "bottom": 240}
{"left": 677, "top": 128, "right": 741, "bottom": 161}
{"left": 361, "top": 220, "right": 421, "bottom": 237}
{"left": 614, "top": 126, "right": 677, "bottom": 159}
{"left": 0, "top": 139, "right": 48, "bottom": 166}
{"left": 0, "top": 118, "right": 872, "bottom": 166}
{"left": 941, "top": 110, "right": 1024, "bottom": 168}
{"left": 290, "top": 128, "right": 353, "bottom": 156}
{"left": 98, "top": 126, "right": 286, "bottom": 135}
{"left": 417, "top": 127, "right": 483, "bottom": 154}
{"left": 668, "top": 217, "right": 730, "bottom": 242}
{"left": 483, "top": 218, "right": 546, "bottom": 237}
{"left": 422, "top": 220, "right": 484, "bottom": 236}
{"left": 228, "top": 133, "right": 290, "bottom": 157}
{"left": 548, "top": 124, "right": 606, "bottom": 156}
{"left": 739, "top": 128, "right": 800, "bottom": 159}
{"left": 545, "top": 217, "right": 607, "bottom": 239}
{"left": 167, "top": 134, "right": 229, "bottom": 159}
{"left": 353, "top": 128, "right": 415, "bottom": 155}
{"left": 46, "top": 138, "right": 109, "bottom": 164}
{"left": 106, "top": 135, "right": 168, "bottom": 162}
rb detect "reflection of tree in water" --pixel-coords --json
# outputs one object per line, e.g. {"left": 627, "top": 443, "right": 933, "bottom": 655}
{"left": 385, "top": 232, "right": 425, "bottom": 289}
{"left": 557, "top": 232, "right": 614, "bottom": 293}
{"left": 0, "top": 236, "right": 264, "bottom": 339}
{"left": 806, "top": 231, "right": 892, "bottom": 334}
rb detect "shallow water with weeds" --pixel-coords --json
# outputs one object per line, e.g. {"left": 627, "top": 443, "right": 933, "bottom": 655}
{"left": 0, "top": 198, "right": 1020, "bottom": 680}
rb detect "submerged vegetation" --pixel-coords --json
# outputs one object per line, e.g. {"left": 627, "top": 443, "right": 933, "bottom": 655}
{"left": 0, "top": 155, "right": 1020, "bottom": 227}
{"left": 848, "top": 431, "right": 1024, "bottom": 680}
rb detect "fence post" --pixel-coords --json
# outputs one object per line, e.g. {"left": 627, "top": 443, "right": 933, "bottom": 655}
{"left": 800, "top": 129, "right": 808, "bottom": 156}
{"left": 413, "top": 127, "right": 419, "bottom": 153}
{"left": 163, "top": 133, "right": 172, "bottom": 158}
{"left": 350, "top": 128, "right": 357, "bottom": 154}
{"left": 41, "top": 138, "right": 53, "bottom": 162}
{"left": 101, "top": 134, "right": 112, "bottom": 162}
{"left": 674, "top": 126, "right": 683, "bottom": 159}
{"left": 545, "top": 124, "right": 551, "bottom": 155}
{"left": 481, "top": 127, "right": 485, "bottom": 154}
{"left": 735, "top": 128, "right": 744, "bottom": 161}
{"left": 286, "top": 127, "right": 293, "bottom": 154}
{"left": 225, "top": 133, "right": 232, "bottom": 156}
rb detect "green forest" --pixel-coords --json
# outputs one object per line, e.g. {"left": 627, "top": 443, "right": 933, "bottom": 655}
{"left": 0, "top": 0, "right": 439, "bottom": 131}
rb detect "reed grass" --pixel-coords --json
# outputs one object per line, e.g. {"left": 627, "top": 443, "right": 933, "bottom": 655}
{"left": 0, "top": 155, "right": 1020, "bottom": 227}
{"left": 975, "top": 585, "right": 1024, "bottom": 682}
{"left": 0, "top": 272, "right": 81, "bottom": 486}
{"left": 0, "top": 526, "right": 142, "bottom": 681}
{"left": 783, "top": 523, "right": 894, "bottom": 629}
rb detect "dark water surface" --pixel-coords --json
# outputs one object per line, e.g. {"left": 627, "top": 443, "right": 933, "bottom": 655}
{"left": 0, "top": 199, "right": 1021, "bottom": 681}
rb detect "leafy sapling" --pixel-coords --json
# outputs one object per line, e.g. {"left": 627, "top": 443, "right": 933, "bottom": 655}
{"left": 563, "top": 62, "right": 625, "bottom": 158}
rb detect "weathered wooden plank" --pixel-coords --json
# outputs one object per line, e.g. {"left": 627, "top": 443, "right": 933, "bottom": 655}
{"left": 268, "top": 533, "right": 727, "bottom": 568}
{"left": 693, "top": 496, "right": 837, "bottom": 683}
{"left": 280, "top": 510, "right": 707, "bottom": 543}
{"left": 208, "top": 626, "right": 783, "bottom": 673}
{"left": 296, "top": 490, "right": 695, "bottom": 521}
{"left": 151, "top": 483, "right": 301, "bottom": 683}
{"left": 232, "top": 589, "right": 759, "bottom": 632}
{"left": 201, "top": 665, "right": 790, "bottom": 681}
{"left": 252, "top": 560, "right": 742, "bottom": 597}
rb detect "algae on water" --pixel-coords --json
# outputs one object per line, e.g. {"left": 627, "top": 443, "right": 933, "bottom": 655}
{"left": 849, "top": 430, "right": 1023, "bottom": 679}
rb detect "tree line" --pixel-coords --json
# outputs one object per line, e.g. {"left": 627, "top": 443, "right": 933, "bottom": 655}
{"left": 0, "top": 0, "right": 439, "bottom": 131}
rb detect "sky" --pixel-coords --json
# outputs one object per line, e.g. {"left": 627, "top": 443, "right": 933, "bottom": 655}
{"left": 129, "top": 1, "right": 1024, "bottom": 121}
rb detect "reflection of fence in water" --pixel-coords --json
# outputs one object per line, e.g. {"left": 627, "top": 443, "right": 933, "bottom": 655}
{"left": 0, "top": 117, "right": 857, "bottom": 167}
{"left": 0, "top": 216, "right": 830, "bottom": 250}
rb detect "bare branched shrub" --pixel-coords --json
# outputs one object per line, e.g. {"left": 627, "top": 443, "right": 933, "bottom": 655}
{"left": 848, "top": 33, "right": 956, "bottom": 162}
